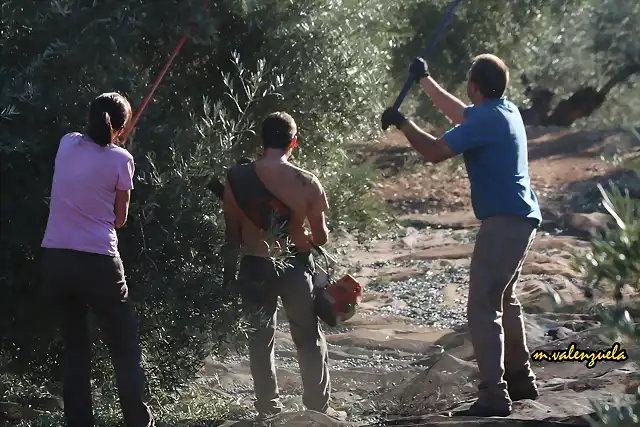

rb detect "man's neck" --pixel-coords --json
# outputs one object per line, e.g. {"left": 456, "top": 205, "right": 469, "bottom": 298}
{"left": 474, "top": 96, "right": 503, "bottom": 105}
{"left": 471, "top": 94, "right": 485, "bottom": 105}
{"left": 261, "top": 149, "right": 289, "bottom": 163}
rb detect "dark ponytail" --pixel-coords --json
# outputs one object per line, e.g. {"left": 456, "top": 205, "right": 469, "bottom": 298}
{"left": 86, "top": 92, "right": 132, "bottom": 147}
{"left": 87, "top": 110, "right": 114, "bottom": 147}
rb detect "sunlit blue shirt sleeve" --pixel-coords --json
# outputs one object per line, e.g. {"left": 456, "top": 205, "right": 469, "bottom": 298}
{"left": 442, "top": 104, "right": 492, "bottom": 155}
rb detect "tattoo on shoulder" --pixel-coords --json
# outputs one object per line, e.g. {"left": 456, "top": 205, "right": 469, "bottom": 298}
{"left": 294, "top": 169, "right": 314, "bottom": 187}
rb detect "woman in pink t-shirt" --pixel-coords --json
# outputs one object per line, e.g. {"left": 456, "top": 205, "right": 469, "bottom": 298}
{"left": 41, "top": 92, "right": 154, "bottom": 427}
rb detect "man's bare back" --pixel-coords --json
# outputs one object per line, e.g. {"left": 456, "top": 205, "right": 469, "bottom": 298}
{"left": 219, "top": 112, "right": 344, "bottom": 419}
{"left": 223, "top": 158, "right": 329, "bottom": 258}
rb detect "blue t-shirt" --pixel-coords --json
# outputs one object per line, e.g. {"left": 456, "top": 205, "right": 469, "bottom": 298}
{"left": 442, "top": 98, "right": 542, "bottom": 226}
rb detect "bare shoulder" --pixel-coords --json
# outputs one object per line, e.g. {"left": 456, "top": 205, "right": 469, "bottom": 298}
{"left": 289, "top": 164, "right": 324, "bottom": 192}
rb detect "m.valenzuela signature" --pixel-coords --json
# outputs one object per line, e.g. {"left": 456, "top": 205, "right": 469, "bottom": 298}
{"left": 531, "top": 342, "right": 628, "bottom": 369}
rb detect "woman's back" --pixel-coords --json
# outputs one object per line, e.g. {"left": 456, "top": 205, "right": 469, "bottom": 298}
{"left": 39, "top": 92, "right": 154, "bottom": 427}
{"left": 41, "top": 132, "right": 134, "bottom": 257}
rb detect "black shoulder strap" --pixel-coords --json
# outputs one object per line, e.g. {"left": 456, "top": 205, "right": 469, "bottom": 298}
{"left": 226, "top": 162, "right": 291, "bottom": 238}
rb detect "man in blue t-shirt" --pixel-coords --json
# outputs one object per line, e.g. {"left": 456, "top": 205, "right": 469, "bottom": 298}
{"left": 381, "top": 54, "right": 542, "bottom": 417}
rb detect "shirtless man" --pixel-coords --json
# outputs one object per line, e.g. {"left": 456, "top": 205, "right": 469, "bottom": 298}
{"left": 220, "top": 112, "right": 346, "bottom": 421}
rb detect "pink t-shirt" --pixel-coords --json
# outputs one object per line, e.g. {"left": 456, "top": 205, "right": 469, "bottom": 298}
{"left": 41, "top": 132, "right": 135, "bottom": 257}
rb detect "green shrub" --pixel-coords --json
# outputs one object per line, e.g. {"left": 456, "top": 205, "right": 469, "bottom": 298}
{"left": 570, "top": 128, "right": 640, "bottom": 426}
{"left": 0, "top": 0, "right": 394, "bottom": 408}
{"left": 389, "top": 0, "right": 640, "bottom": 132}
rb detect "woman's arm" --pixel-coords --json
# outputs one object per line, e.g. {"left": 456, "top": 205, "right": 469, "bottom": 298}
{"left": 114, "top": 155, "right": 135, "bottom": 228}
{"left": 114, "top": 189, "right": 131, "bottom": 228}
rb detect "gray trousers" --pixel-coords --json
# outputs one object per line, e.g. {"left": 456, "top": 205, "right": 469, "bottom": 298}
{"left": 236, "top": 253, "right": 330, "bottom": 415}
{"left": 467, "top": 215, "right": 538, "bottom": 406}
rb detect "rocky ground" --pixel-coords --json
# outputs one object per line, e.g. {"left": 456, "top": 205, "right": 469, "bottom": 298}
{"left": 3, "top": 126, "right": 638, "bottom": 427}
{"left": 207, "top": 126, "right": 640, "bottom": 426}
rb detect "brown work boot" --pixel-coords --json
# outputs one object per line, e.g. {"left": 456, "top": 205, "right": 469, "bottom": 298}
{"left": 323, "top": 407, "right": 347, "bottom": 420}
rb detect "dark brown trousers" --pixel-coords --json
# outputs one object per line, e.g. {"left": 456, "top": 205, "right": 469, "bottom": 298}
{"left": 236, "top": 253, "right": 330, "bottom": 416}
{"left": 467, "top": 215, "right": 538, "bottom": 407}
{"left": 41, "top": 248, "right": 153, "bottom": 427}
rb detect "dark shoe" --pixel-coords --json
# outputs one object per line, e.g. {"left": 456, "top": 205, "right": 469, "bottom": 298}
{"left": 505, "top": 369, "right": 539, "bottom": 401}
{"left": 451, "top": 400, "right": 512, "bottom": 417}
{"left": 508, "top": 382, "right": 539, "bottom": 401}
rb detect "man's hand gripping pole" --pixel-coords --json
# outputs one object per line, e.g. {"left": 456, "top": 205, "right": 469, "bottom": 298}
{"left": 385, "top": 0, "right": 464, "bottom": 129}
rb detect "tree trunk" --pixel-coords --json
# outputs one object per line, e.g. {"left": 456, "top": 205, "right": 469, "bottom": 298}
{"left": 520, "top": 64, "right": 640, "bottom": 127}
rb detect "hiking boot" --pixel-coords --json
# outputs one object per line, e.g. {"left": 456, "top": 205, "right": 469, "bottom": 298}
{"left": 451, "top": 400, "right": 512, "bottom": 417}
{"left": 323, "top": 407, "right": 347, "bottom": 420}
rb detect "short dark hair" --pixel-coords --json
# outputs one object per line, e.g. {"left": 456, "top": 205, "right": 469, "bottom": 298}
{"left": 469, "top": 54, "right": 510, "bottom": 99}
{"left": 86, "top": 92, "right": 132, "bottom": 147}
{"left": 261, "top": 112, "right": 297, "bottom": 149}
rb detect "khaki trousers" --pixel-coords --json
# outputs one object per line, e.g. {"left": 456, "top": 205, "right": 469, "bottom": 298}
{"left": 467, "top": 215, "right": 537, "bottom": 406}
{"left": 236, "top": 253, "right": 330, "bottom": 415}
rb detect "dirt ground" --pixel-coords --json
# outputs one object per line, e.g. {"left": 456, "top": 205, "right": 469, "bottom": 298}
{"left": 348, "top": 126, "right": 631, "bottom": 217}
{"left": 6, "top": 126, "right": 639, "bottom": 427}
{"left": 209, "top": 126, "right": 640, "bottom": 426}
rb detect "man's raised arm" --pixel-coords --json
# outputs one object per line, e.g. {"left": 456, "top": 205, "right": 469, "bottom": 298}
{"left": 410, "top": 57, "right": 467, "bottom": 125}
{"left": 380, "top": 104, "right": 490, "bottom": 164}
{"left": 381, "top": 108, "right": 455, "bottom": 164}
